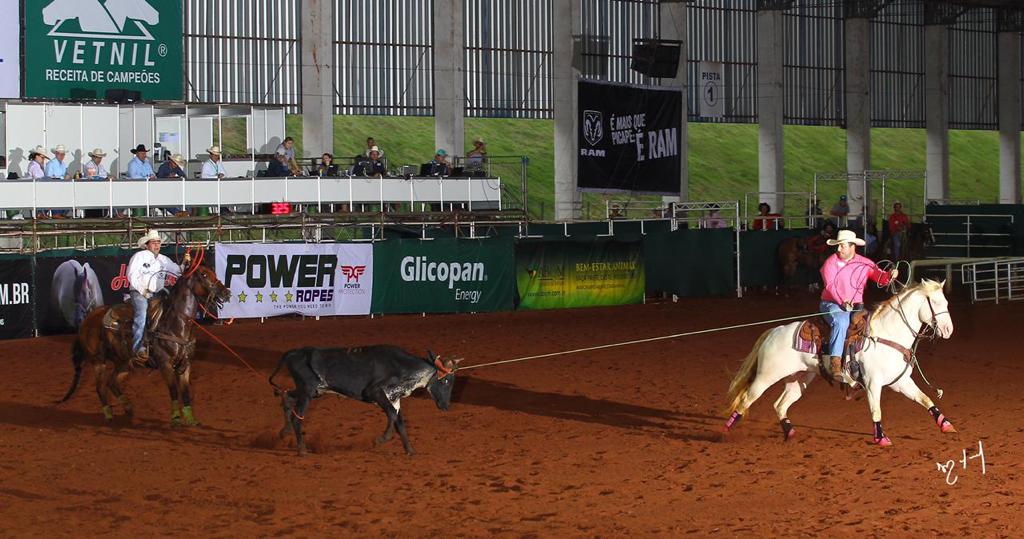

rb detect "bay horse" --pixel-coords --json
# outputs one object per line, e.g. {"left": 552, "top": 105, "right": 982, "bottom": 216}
{"left": 58, "top": 258, "right": 230, "bottom": 426}
{"left": 880, "top": 222, "right": 935, "bottom": 261}
{"left": 723, "top": 280, "right": 955, "bottom": 446}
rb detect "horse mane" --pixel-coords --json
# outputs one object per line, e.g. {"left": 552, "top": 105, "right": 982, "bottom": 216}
{"left": 870, "top": 279, "right": 942, "bottom": 321}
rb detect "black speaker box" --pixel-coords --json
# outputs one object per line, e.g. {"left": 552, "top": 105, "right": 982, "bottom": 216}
{"left": 630, "top": 42, "right": 681, "bottom": 78}
{"left": 105, "top": 89, "right": 143, "bottom": 104}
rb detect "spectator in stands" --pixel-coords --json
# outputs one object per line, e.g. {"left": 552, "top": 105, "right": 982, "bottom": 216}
{"left": 127, "top": 144, "right": 156, "bottom": 179}
{"left": 888, "top": 201, "right": 910, "bottom": 259}
{"left": 425, "top": 149, "right": 451, "bottom": 176}
{"left": 268, "top": 151, "right": 293, "bottom": 177}
{"left": 830, "top": 194, "right": 850, "bottom": 225}
{"left": 751, "top": 202, "right": 783, "bottom": 230}
{"left": 314, "top": 153, "right": 340, "bottom": 176}
{"left": 466, "top": 137, "right": 487, "bottom": 170}
{"left": 364, "top": 147, "right": 386, "bottom": 178}
{"left": 44, "top": 144, "right": 71, "bottom": 179}
{"left": 702, "top": 204, "right": 727, "bottom": 229}
{"left": 157, "top": 153, "right": 186, "bottom": 178}
{"left": 805, "top": 221, "right": 836, "bottom": 255}
{"left": 26, "top": 146, "right": 48, "bottom": 179}
{"left": 365, "top": 137, "right": 384, "bottom": 158}
{"left": 201, "top": 146, "right": 226, "bottom": 179}
{"left": 864, "top": 222, "right": 879, "bottom": 257}
{"left": 276, "top": 137, "right": 301, "bottom": 175}
{"left": 84, "top": 148, "right": 109, "bottom": 179}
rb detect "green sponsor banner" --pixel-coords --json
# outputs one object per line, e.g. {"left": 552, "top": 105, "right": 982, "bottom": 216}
{"left": 371, "top": 237, "right": 515, "bottom": 313}
{"left": 24, "top": 0, "right": 183, "bottom": 101}
{"left": 516, "top": 240, "right": 644, "bottom": 310}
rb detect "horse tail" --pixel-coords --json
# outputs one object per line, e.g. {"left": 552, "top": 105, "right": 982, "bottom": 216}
{"left": 58, "top": 339, "right": 86, "bottom": 404}
{"left": 725, "top": 329, "right": 771, "bottom": 415}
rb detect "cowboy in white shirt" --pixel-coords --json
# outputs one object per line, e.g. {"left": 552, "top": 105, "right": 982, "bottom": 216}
{"left": 127, "top": 230, "right": 182, "bottom": 362}
{"left": 201, "top": 146, "right": 227, "bottom": 179}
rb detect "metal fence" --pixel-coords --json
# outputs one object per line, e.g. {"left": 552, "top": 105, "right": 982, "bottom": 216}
{"left": 961, "top": 257, "right": 1024, "bottom": 303}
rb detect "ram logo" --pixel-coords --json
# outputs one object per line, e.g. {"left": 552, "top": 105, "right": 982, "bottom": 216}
{"left": 583, "top": 110, "right": 604, "bottom": 146}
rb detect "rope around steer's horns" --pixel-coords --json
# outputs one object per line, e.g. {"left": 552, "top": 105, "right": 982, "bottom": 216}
{"left": 457, "top": 311, "right": 836, "bottom": 372}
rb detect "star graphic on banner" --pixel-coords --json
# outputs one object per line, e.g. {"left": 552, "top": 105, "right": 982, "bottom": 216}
{"left": 236, "top": 292, "right": 248, "bottom": 303}
{"left": 270, "top": 292, "right": 279, "bottom": 302}
{"left": 256, "top": 292, "right": 264, "bottom": 303}
{"left": 285, "top": 291, "right": 294, "bottom": 302}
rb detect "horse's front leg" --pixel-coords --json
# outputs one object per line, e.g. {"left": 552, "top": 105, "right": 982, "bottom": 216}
{"left": 892, "top": 377, "right": 956, "bottom": 434}
{"left": 158, "top": 357, "right": 184, "bottom": 426}
{"left": 865, "top": 381, "right": 892, "bottom": 446}
{"left": 178, "top": 364, "right": 198, "bottom": 426}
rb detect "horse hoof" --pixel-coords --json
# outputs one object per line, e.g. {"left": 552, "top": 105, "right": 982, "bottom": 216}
{"left": 874, "top": 436, "right": 893, "bottom": 447}
{"left": 941, "top": 422, "right": 957, "bottom": 434}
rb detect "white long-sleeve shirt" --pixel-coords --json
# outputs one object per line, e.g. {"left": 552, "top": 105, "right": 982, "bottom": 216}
{"left": 128, "top": 250, "right": 181, "bottom": 296}
{"left": 201, "top": 159, "right": 226, "bottom": 179}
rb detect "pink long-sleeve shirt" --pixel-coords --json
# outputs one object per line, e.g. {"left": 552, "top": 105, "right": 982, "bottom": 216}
{"left": 820, "top": 253, "right": 891, "bottom": 304}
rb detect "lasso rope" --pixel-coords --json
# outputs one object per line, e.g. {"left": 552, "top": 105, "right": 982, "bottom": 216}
{"left": 459, "top": 310, "right": 833, "bottom": 371}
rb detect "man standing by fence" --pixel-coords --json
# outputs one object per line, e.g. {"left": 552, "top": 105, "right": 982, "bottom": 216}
{"left": 888, "top": 202, "right": 910, "bottom": 260}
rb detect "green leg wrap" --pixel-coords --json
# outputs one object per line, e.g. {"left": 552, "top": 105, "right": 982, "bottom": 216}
{"left": 170, "top": 400, "right": 182, "bottom": 426}
{"left": 101, "top": 405, "right": 114, "bottom": 421}
{"left": 117, "top": 394, "right": 133, "bottom": 411}
{"left": 181, "top": 405, "right": 197, "bottom": 426}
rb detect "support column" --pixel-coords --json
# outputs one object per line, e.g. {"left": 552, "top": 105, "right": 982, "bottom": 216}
{"left": 757, "top": 7, "right": 785, "bottom": 213}
{"left": 660, "top": 1, "right": 689, "bottom": 204}
{"left": 300, "top": 0, "right": 334, "bottom": 158}
{"left": 434, "top": 0, "right": 465, "bottom": 159}
{"left": 844, "top": 16, "right": 871, "bottom": 221}
{"left": 924, "top": 23, "right": 950, "bottom": 202}
{"left": 553, "top": 1, "right": 580, "bottom": 221}
{"left": 998, "top": 30, "right": 1022, "bottom": 204}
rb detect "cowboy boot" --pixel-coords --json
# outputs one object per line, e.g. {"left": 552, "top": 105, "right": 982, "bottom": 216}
{"left": 829, "top": 355, "right": 844, "bottom": 382}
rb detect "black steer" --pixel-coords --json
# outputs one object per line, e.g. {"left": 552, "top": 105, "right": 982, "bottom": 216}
{"left": 269, "top": 345, "right": 461, "bottom": 456}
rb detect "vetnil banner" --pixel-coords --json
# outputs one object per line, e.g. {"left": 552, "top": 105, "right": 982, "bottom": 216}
{"left": 215, "top": 243, "right": 373, "bottom": 319}
{"left": 371, "top": 237, "right": 515, "bottom": 314}
{"left": 577, "top": 80, "right": 682, "bottom": 195}
{"left": 0, "top": 0, "right": 19, "bottom": 98}
{"left": 24, "top": 0, "right": 184, "bottom": 100}
{"left": 516, "top": 240, "right": 645, "bottom": 310}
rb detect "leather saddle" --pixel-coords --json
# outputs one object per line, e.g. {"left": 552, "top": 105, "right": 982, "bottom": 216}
{"left": 103, "top": 294, "right": 168, "bottom": 340}
{"left": 796, "top": 308, "right": 871, "bottom": 358}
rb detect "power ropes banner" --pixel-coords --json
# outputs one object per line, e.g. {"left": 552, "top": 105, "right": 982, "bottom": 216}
{"left": 215, "top": 243, "right": 373, "bottom": 318}
{"left": 23, "top": 0, "right": 184, "bottom": 100}
{"left": 577, "top": 80, "right": 682, "bottom": 195}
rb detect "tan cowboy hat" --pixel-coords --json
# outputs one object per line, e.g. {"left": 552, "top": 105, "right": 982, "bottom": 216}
{"left": 137, "top": 229, "right": 162, "bottom": 248}
{"left": 170, "top": 153, "right": 185, "bottom": 164}
{"left": 826, "top": 229, "right": 866, "bottom": 247}
{"left": 207, "top": 145, "right": 222, "bottom": 155}
{"left": 473, "top": 137, "right": 485, "bottom": 144}
{"left": 52, "top": 144, "right": 68, "bottom": 154}
{"left": 29, "top": 146, "right": 50, "bottom": 159}
{"left": 87, "top": 148, "right": 107, "bottom": 158}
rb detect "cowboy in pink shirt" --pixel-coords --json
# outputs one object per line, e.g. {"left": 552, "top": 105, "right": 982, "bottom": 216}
{"left": 819, "top": 229, "right": 897, "bottom": 381}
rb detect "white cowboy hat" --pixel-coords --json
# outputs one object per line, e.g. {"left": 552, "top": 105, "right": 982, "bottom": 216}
{"left": 52, "top": 144, "right": 68, "bottom": 154}
{"left": 29, "top": 146, "right": 50, "bottom": 159}
{"left": 827, "top": 229, "right": 866, "bottom": 247}
{"left": 137, "top": 229, "right": 162, "bottom": 248}
{"left": 207, "top": 145, "right": 222, "bottom": 155}
{"left": 87, "top": 148, "right": 107, "bottom": 158}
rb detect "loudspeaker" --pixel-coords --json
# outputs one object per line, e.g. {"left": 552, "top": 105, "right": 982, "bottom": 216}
{"left": 105, "top": 89, "right": 142, "bottom": 104}
{"left": 69, "top": 88, "right": 97, "bottom": 100}
{"left": 572, "top": 34, "right": 609, "bottom": 78}
{"left": 630, "top": 41, "right": 681, "bottom": 78}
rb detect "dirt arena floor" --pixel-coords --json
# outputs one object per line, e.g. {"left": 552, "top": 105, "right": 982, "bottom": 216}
{"left": 0, "top": 288, "right": 1021, "bottom": 537}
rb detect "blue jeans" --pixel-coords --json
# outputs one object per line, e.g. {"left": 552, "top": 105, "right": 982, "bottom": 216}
{"left": 820, "top": 301, "right": 850, "bottom": 357}
{"left": 130, "top": 291, "right": 148, "bottom": 352}
{"left": 892, "top": 231, "right": 904, "bottom": 259}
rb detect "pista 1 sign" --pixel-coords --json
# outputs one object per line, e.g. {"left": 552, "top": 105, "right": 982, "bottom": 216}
{"left": 24, "top": 0, "right": 183, "bottom": 101}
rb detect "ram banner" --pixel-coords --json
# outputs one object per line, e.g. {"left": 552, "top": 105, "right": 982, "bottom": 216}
{"left": 24, "top": 0, "right": 184, "bottom": 100}
{"left": 215, "top": 243, "right": 373, "bottom": 318}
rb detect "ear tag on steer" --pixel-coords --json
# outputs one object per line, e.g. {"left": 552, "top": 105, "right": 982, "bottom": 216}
{"left": 434, "top": 357, "right": 452, "bottom": 379}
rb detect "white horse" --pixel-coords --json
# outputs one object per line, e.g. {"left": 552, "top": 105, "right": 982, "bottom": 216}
{"left": 723, "top": 279, "right": 956, "bottom": 446}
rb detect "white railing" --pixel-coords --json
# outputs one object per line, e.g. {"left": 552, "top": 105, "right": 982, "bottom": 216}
{"left": 924, "top": 213, "right": 1015, "bottom": 257}
{"left": 961, "top": 258, "right": 1024, "bottom": 304}
{"left": 0, "top": 175, "right": 503, "bottom": 216}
